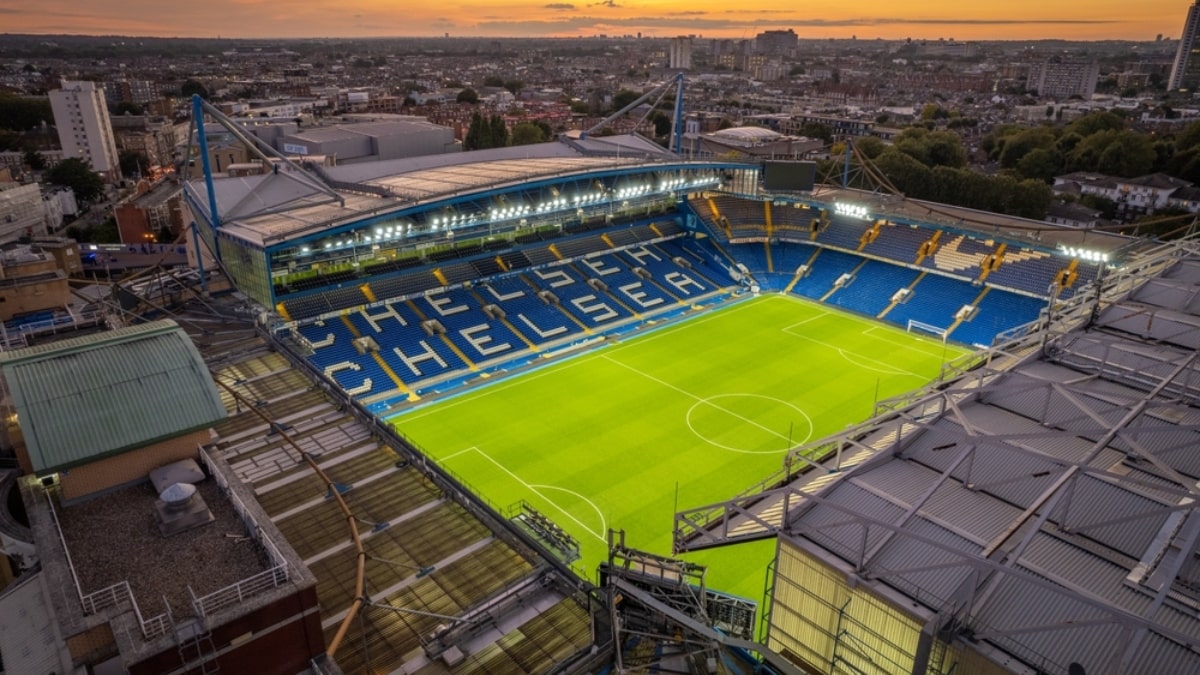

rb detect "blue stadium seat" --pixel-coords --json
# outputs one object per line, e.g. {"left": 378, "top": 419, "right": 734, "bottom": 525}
{"left": 950, "top": 289, "right": 1046, "bottom": 347}
{"left": 885, "top": 274, "right": 983, "bottom": 334}
{"left": 825, "top": 260, "right": 920, "bottom": 317}
{"left": 790, "top": 249, "right": 864, "bottom": 299}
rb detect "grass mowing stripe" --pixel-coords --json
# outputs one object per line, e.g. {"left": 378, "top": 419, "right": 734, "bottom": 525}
{"left": 392, "top": 295, "right": 970, "bottom": 601}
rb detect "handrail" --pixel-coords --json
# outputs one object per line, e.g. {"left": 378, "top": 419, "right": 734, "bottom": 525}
{"left": 192, "top": 446, "right": 290, "bottom": 619}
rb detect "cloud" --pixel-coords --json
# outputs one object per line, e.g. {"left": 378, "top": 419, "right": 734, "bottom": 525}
{"left": 476, "top": 14, "right": 1116, "bottom": 36}
{"left": 544, "top": 3, "right": 575, "bottom": 9}
{"left": 589, "top": 0, "right": 620, "bottom": 7}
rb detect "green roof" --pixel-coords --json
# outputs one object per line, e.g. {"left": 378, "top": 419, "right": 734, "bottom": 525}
{"left": 0, "top": 320, "right": 227, "bottom": 473}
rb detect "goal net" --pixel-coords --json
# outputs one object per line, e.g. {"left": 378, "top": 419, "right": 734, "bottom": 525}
{"left": 907, "top": 319, "right": 948, "bottom": 342}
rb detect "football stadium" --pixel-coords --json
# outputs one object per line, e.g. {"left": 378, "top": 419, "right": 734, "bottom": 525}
{"left": 22, "top": 94, "right": 1193, "bottom": 675}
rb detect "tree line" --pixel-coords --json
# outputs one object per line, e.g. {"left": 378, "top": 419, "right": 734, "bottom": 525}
{"left": 824, "top": 110, "right": 1200, "bottom": 221}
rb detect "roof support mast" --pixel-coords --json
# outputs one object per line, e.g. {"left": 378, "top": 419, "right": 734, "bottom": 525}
{"left": 582, "top": 73, "right": 687, "bottom": 155}
{"left": 188, "top": 94, "right": 344, "bottom": 228}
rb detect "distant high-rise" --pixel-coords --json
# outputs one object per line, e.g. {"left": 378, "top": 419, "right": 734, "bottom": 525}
{"left": 1026, "top": 59, "right": 1100, "bottom": 99}
{"left": 49, "top": 80, "right": 121, "bottom": 182}
{"left": 755, "top": 29, "right": 798, "bottom": 56}
{"left": 669, "top": 36, "right": 693, "bottom": 70}
{"left": 1169, "top": 1, "right": 1200, "bottom": 90}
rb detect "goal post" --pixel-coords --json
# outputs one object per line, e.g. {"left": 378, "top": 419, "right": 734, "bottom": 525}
{"left": 906, "top": 319, "right": 948, "bottom": 342}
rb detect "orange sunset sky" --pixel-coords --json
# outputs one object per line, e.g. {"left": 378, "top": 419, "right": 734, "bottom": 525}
{"left": 0, "top": 0, "right": 1193, "bottom": 40}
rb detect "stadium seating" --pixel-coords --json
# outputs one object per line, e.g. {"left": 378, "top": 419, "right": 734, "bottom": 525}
{"left": 413, "top": 288, "right": 525, "bottom": 364}
{"left": 790, "top": 249, "right": 864, "bottom": 299}
{"left": 345, "top": 300, "right": 467, "bottom": 382}
{"left": 771, "top": 204, "right": 816, "bottom": 234}
{"left": 525, "top": 264, "right": 634, "bottom": 327}
{"left": 949, "top": 289, "right": 1046, "bottom": 347}
{"left": 298, "top": 319, "right": 393, "bottom": 395}
{"left": 923, "top": 234, "right": 991, "bottom": 276}
{"left": 885, "top": 273, "right": 984, "bottom": 333}
{"left": 984, "top": 251, "right": 1068, "bottom": 297}
{"left": 369, "top": 270, "right": 441, "bottom": 304}
{"left": 573, "top": 254, "right": 675, "bottom": 315}
{"left": 475, "top": 276, "right": 582, "bottom": 345}
{"left": 616, "top": 245, "right": 719, "bottom": 299}
{"left": 825, "top": 260, "right": 921, "bottom": 318}
{"left": 815, "top": 216, "right": 870, "bottom": 251}
{"left": 862, "top": 223, "right": 928, "bottom": 264}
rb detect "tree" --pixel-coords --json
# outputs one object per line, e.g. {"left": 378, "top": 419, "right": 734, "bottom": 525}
{"left": 874, "top": 148, "right": 933, "bottom": 196}
{"left": 510, "top": 122, "right": 548, "bottom": 146}
{"left": 999, "top": 127, "right": 1056, "bottom": 169}
{"left": 853, "top": 136, "right": 886, "bottom": 160}
{"left": 456, "top": 88, "right": 479, "bottom": 104}
{"left": 503, "top": 80, "right": 524, "bottom": 96}
{"left": 24, "top": 148, "right": 45, "bottom": 171}
{"left": 46, "top": 157, "right": 104, "bottom": 203}
{"left": 1068, "top": 130, "right": 1155, "bottom": 177}
{"left": 1016, "top": 147, "right": 1062, "bottom": 183}
{"left": 90, "top": 217, "right": 119, "bottom": 244}
{"left": 464, "top": 111, "right": 486, "bottom": 150}
{"left": 0, "top": 93, "right": 53, "bottom": 131}
{"left": 180, "top": 79, "right": 208, "bottom": 100}
{"left": 650, "top": 111, "right": 672, "bottom": 138}
{"left": 119, "top": 149, "right": 150, "bottom": 178}
{"left": 612, "top": 89, "right": 640, "bottom": 112}
{"left": 799, "top": 122, "right": 833, "bottom": 143}
{"left": 923, "top": 130, "right": 968, "bottom": 168}
{"left": 112, "top": 101, "right": 143, "bottom": 115}
{"left": 489, "top": 115, "right": 509, "bottom": 147}
{"left": 483, "top": 75, "right": 505, "bottom": 87}
{"left": 1066, "top": 110, "right": 1124, "bottom": 137}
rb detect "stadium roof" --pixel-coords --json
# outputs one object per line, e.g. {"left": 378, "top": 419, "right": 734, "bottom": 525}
{"left": 676, "top": 238, "right": 1200, "bottom": 674}
{"left": 187, "top": 136, "right": 715, "bottom": 248}
{"left": 812, "top": 186, "right": 1140, "bottom": 255}
{"left": 710, "top": 126, "right": 782, "bottom": 143}
{"left": 0, "top": 319, "right": 226, "bottom": 473}
{"left": 287, "top": 118, "right": 445, "bottom": 144}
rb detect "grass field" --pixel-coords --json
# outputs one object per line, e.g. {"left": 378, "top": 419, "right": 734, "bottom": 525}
{"left": 390, "top": 293, "right": 970, "bottom": 601}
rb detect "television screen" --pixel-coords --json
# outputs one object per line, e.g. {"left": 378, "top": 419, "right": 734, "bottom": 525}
{"left": 763, "top": 160, "right": 816, "bottom": 192}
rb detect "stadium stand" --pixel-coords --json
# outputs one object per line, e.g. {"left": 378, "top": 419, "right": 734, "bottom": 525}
{"left": 923, "top": 233, "right": 992, "bottom": 276}
{"left": 476, "top": 276, "right": 582, "bottom": 345}
{"left": 575, "top": 253, "right": 675, "bottom": 313}
{"left": 788, "top": 248, "right": 864, "bottom": 300}
{"left": 814, "top": 216, "right": 870, "bottom": 250}
{"left": 526, "top": 264, "right": 635, "bottom": 327}
{"left": 860, "top": 223, "right": 928, "bottom": 263}
{"left": 885, "top": 273, "right": 984, "bottom": 333}
{"left": 771, "top": 204, "right": 816, "bottom": 234}
{"left": 948, "top": 289, "right": 1046, "bottom": 347}
{"left": 825, "top": 260, "right": 921, "bottom": 318}
{"left": 414, "top": 288, "right": 525, "bottom": 364}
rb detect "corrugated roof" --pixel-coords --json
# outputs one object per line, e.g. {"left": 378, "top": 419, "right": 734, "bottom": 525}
{"left": 0, "top": 572, "right": 64, "bottom": 675}
{"left": 0, "top": 320, "right": 226, "bottom": 473}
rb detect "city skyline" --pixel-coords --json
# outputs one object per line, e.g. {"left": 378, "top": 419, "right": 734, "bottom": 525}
{"left": 0, "top": 0, "right": 1192, "bottom": 41}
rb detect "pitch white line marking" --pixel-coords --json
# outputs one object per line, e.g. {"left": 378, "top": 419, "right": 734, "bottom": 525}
{"left": 603, "top": 355, "right": 808, "bottom": 447}
{"left": 684, "top": 393, "right": 813, "bottom": 454}
{"left": 781, "top": 325, "right": 924, "bottom": 378}
{"left": 443, "top": 446, "right": 606, "bottom": 542}
{"left": 530, "top": 484, "right": 607, "bottom": 538}
{"left": 861, "top": 326, "right": 947, "bottom": 358}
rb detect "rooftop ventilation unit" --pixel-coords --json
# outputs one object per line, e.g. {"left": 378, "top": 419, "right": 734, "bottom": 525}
{"left": 154, "top": 482, "right": 214, "bottom": 537}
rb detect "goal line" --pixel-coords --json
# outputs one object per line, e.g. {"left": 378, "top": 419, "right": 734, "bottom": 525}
{"left": 906, "top": 319, "right": 948, "bottom": 342}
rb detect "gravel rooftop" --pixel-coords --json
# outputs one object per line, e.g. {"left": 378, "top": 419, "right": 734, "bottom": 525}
{"left": 56, "top": 478, "right": 269, "bottom": 620}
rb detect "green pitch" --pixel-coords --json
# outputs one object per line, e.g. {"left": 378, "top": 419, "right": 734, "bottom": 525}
{"left": 390, "top": 294, "right": 969, "bottom": 601}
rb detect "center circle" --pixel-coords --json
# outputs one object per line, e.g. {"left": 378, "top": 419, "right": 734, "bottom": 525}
{"left": 685, "top": 393, "right": 814, "bottom": 455}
